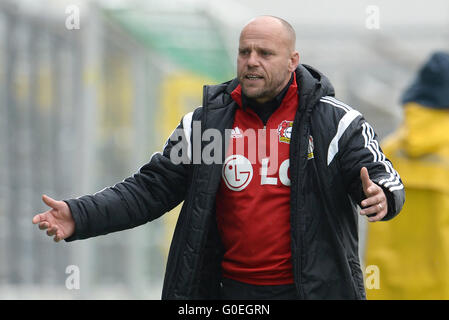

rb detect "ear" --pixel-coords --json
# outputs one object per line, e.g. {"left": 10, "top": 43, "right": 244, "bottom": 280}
{"left": 288, "top": 51, "right": 300, "bottom": 72}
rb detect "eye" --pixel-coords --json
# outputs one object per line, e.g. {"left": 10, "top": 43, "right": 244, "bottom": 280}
{"left": 239, "top": 49, "right": 250, "bottom": 56}
{"left": 260, "top": 50, "right": 273, "bottom": 57}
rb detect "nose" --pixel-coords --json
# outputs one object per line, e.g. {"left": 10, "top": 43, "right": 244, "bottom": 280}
{"left": 247, "top": 51, "right": 260, "bottom": 68}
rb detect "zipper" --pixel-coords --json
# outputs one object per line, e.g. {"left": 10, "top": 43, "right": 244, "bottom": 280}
{"left": 291, "top": 109, "right": 307, "bottom": 300}
{"left": 245, "top": 107, "right": 266, "bottom": 130}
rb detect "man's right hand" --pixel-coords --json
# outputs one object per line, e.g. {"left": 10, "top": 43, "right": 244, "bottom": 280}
{"left": 32, "top": 195, "right": 75, "bottom": 242}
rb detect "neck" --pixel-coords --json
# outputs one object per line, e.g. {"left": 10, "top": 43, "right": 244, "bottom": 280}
{"left": 242, "top": 73, "right": 294, "bottom": 125}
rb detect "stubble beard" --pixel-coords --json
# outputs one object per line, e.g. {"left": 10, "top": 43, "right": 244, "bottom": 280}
{"left": 241, "top": 76, "right": 288, "bottom": 103}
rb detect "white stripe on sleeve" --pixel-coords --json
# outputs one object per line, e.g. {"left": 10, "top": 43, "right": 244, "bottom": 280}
{"left": 182, "top": 111, "right": 194, "bottom": 162}
{"left": 361, "top": 122, "right": 404, "bottom": 191}
{"left": 327, "top": 109, "right": 362, "bottom": 165}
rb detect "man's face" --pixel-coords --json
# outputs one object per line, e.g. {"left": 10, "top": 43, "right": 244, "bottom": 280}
{"left": 237, "top": 19, "right": 298, "bottom": 104}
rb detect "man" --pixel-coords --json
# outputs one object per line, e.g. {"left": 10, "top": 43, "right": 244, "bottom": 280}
{"left": 365, "top": 52, "right": 449, "bottom": 299}
{"left": 32, "top": 16, "right": 405, "bottom": 299}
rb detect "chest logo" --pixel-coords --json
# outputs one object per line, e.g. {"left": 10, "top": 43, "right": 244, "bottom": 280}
{"left": 277, "top": 120, "right": 293, "bottom": 144}
{"left": 222, "top": 154, "right": 253, "bottom": 191}
{"left": 231, "top": 127, "right": 243, "bottom": 138}
{"left": 222, "top": 155, "right": 291, "bottom": 191}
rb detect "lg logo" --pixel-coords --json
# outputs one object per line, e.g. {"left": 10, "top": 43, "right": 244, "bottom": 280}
{"left": 222, "top": 155, "right": 290, "bottom": 191}
{"left": 222, "top": 155, "right": 253, "bottom": 191}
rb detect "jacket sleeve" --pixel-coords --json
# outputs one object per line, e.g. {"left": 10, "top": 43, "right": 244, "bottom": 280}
{"left": 337, "top": 116, "right": 405, "bottom": 221}
{"left": 64, "top": 111, "right": 197, "bottom": 241}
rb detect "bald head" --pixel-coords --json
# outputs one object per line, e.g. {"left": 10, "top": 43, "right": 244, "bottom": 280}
{"left": 236, "top": 15, "right": 300, "bottom": 103}
{"left": 237, "top": 16, "right": 299, "bottom": 103}
{"left": 240, "top": 16, "right": 296, "bottom": 52}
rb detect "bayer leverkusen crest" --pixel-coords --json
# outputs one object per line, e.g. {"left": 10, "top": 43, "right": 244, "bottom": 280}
{"left": 277, "top": 120, "right": 293, "bottom": 144}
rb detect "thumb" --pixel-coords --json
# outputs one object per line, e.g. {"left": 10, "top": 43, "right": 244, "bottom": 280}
{"left": 42, "top": 194, "right": 60, "bottom": 209}
{"left": 360, "top": 167, "right": 372, "bottom": 193}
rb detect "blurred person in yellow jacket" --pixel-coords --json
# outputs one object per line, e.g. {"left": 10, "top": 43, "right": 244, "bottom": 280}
{"left": 365, "top": 51, "right": 449, "bottom": 299}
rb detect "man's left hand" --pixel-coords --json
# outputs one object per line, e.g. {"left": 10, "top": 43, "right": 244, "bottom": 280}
{"left": 359, "top": 167, "right": 388, "bottom": 222}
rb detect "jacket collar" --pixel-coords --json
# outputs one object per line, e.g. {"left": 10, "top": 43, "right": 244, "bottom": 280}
{"left": 223, "top": 64, "right": 335, "bottom": 113}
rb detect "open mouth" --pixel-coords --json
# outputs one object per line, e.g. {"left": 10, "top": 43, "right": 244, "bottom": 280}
{"left": 245, "top": 74, "right": 264, "bottom": 81}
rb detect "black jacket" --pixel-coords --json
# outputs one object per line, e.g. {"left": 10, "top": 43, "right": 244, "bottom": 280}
{"left": 65, "top": 65, "right": 405, "bottom": 299}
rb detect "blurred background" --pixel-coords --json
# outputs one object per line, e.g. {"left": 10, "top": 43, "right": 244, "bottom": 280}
{"left": 0, "top": 0, "right": 448, "bottom": 299}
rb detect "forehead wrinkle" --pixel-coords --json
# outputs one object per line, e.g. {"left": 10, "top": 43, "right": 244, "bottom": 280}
{"left": 239, "top": 38, "right": 278, "bottom": 51}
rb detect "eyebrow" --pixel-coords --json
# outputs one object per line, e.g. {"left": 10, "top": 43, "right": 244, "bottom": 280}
{"left": 238, "top": 46, "right": 275, "bottom": 53}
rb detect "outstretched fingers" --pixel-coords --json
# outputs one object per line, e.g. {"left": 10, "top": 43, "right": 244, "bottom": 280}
{"left": 42, "top": 194, "right": 60, "bottom": 209}
{"left": 33, "top": 211, "right": 54, "bottom": 230}
{"left": 33, "top": 213, "right": 50, "bottom": 230}
{"left": 32, "top": 195, "right": 71, "bottom": 243}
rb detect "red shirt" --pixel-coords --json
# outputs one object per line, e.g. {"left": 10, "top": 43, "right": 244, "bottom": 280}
{"left": 215, "top": 73, "right": 298, "bottom": 285}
